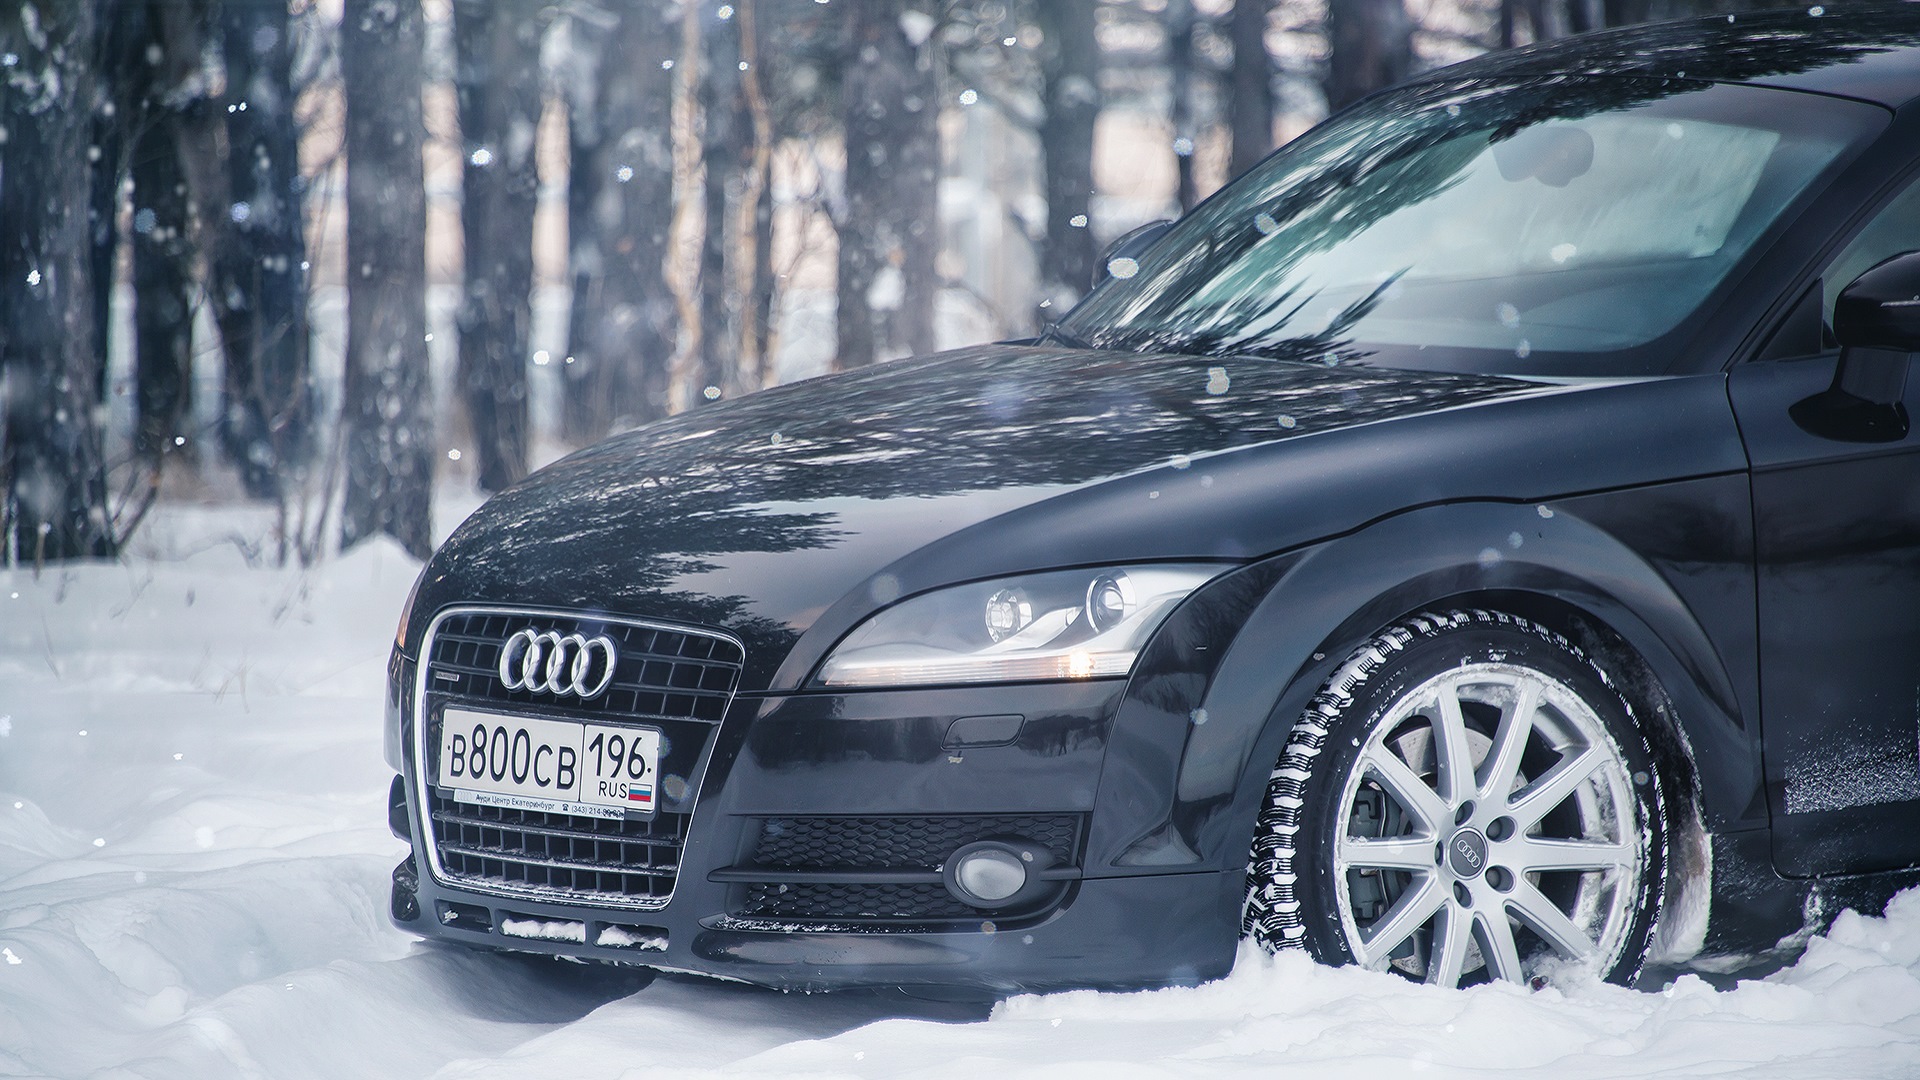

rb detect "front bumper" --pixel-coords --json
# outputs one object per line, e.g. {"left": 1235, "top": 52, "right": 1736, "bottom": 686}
{"left": 392, "top": 854, "right": 1242, "bottom": 994}
{"left": 388, "top": 630, "right": 1247, "bottom": 993}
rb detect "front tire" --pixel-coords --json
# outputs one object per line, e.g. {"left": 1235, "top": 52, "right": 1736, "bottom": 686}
{"left": 1245, "top": 610, "right": 1665, "bottom": 987}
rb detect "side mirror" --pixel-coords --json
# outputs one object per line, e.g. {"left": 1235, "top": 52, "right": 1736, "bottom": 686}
{"left": 1835, "top": 249, "right": 1920, "bottom": 353}
{"left": 1092, "top": 219, "right": 1173, "bottom": 292}
{"left": 1790, "top": 250, "right": 1920, "bottom": 443}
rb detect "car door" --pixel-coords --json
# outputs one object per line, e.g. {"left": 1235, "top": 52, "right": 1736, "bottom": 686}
{"left": 1728, "top": 171, "right": 1920, "bottom": 878}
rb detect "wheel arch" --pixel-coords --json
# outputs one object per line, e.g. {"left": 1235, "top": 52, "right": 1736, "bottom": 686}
{"left": 1179, "top": 497, "right": 1757, "bottom": 887}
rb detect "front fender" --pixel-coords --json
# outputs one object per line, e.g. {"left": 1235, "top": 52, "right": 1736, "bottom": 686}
{"left": 1095, "top": 480, "right": 1759, "bottom": 877}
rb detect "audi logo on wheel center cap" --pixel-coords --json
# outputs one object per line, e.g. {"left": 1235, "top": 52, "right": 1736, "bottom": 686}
{"left": 1447, "top": 829, "right": 1488, "bottom": 879}
{"left": 498, "top": 628, "right": 619, "bottom": 699}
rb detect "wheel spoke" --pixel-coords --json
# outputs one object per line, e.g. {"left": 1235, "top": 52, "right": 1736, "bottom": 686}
{"left": 1507, "top": 745, "right": 1604, "bottom": 828}
{"left": 1431, "top": 682, "right": 1477, "bottom": 805}
{"left": 1476, "top": 908, "right": 1527, "bottom": 983}
{"left": 1298, "top": 643, "right": 1647, "bottom": 990}
{"left": 1513, "top": 836, "right": 1634, "bottom": 874}
{"left": 1426, "top": 901, "right": 1474, "bottom": 987}
{"left": 1477, "top": 679, "right": 1539, "bottom": 800}
{"left": 1338, "top": 834, "right": 1437, "bottom": 873}
{"left": 1363, "top": 747, "right": 1451, "bottom": 832}
{"left": 1352, "top": 875, "right": 1444, "bottom": 969}
{"left": 1508, "top": 883, "right": 1595, "bottom": 961}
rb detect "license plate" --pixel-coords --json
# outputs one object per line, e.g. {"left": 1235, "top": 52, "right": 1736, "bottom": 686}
{"left": 437, "top": 708, "right": 660, "bottom": 816}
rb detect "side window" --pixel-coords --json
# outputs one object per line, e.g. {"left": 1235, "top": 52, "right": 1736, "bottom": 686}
{"left": 1824, "top": 173, "right": 1920, "bottom": 329}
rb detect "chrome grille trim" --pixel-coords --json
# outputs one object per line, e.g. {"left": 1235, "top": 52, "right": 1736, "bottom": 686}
{"left": 426, "top": 807, "right": 675, "bottom": 846}
{"left": 410, "top": 605, "right": 743, "bottom": 911}
{"left": 436, "top": 845, "right": 679, "bottom": 879}
{"left": 425, "top": 609, "right": 741, "bottom": 721}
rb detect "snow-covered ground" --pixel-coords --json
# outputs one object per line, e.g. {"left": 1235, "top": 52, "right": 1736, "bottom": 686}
{"left": 5, "top": 507, "right": 1920, "bottom": 1079}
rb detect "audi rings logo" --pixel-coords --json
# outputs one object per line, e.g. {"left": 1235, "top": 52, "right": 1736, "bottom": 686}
{"left": 498, "top": 629, "right": 619, "bottom": 699}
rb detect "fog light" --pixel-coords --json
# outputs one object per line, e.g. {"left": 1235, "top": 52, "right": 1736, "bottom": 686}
{"left": 955, "top": 848, "right": 1027, "bottom": 903}
{"left": 943, "top": 839, "right": 1054, "bottom": 910}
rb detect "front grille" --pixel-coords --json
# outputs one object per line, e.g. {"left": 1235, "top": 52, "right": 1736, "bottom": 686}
{"left": 419, "top": 608, "right": 744, "bottom": 907}
{"left": 740, "top": 882, "right": 983, "bottom": 922}
{"left": 427, "top": 611, "right": 743, "bottom": 721}
{"left": 751, "top": 814, "right": 1083, "bottom": 870}
{"left": 430, "top": 792, "right": 689, "bottom": 900}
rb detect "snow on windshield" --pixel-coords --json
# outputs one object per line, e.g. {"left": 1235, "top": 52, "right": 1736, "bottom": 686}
{"left": 1065, "top": 80, "right": 1878, "bottom": 377}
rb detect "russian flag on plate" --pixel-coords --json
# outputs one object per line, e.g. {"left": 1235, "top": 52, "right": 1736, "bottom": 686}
{"left": 627, "top": 785, "right": 654, "bottom": 807}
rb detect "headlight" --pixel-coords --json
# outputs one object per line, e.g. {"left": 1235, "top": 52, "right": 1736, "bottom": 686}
{"left": 814, "top": 564, "right": 1224, "bottom": 689}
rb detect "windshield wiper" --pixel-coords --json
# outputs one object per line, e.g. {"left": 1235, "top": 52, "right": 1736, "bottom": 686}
{"left": 1038, "top": 323, "right": 1097, "bottom": 351}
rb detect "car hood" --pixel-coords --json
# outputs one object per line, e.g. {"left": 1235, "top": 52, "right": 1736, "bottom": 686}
{"left": 411, "top": 344, "right": 1548, "bottom": 688}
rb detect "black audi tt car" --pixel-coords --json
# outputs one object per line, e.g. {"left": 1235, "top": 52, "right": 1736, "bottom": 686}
{"left": 384, "top": 7, "right": 1920, "bottom": 995}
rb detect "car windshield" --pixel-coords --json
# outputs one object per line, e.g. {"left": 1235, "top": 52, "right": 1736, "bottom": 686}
{"left": 1059, "top": 77, "right": 1884, "bottom": 378}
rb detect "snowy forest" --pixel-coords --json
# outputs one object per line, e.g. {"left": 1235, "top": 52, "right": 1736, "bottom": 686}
{"left": 11, "top": 5, "right": 1920, "bottom": 1078}
{"left": 3, "top": 0, "right": 1783, "bottom": 570}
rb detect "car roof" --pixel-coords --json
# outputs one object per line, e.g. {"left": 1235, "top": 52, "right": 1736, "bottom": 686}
{"left": 1418, "top": 3, "right": 1920, "bottom": 110}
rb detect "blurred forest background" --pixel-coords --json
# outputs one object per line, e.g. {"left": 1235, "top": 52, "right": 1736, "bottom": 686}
{"left": 1, "top": 0, "right": 1790, "bottom": 567}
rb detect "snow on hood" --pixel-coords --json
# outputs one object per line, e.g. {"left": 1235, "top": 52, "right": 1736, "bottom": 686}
{"left": 414, "top": 345, "right": 1540, "bottom": 684}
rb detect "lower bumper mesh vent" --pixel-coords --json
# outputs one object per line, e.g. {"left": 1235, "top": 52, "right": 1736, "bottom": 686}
{"left": 429, "top": 792, "right": 688, "bottom": 902}
{"left": 752, "top": 814, "right": 1082, "bottom": 870}
{"left": 740, "top": 882, "right": 981, "bottom": 922}
{"left": 727, "top": 813, "right": 1087, "bottom": 926}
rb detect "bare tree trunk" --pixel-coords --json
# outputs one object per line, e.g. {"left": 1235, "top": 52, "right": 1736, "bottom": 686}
{"left": 560, "top": 0, "right": 678, "bottom": 442}
{"left": 1566, "top": 0, "right": 1600, "bottom": 35}
{"left": 1601, "top": 0, "right": 1645, "bottom": 30}
{"left": 0, "top": 1, "right": 115, "bottom": 562}
{"left": 116, "top": 3, "right": 201, "bottom": 468}
{"left": 1167, "top": 0, "right": 1201, "bottom": 212}
{"left": 86, "top": 144, "right": 120, "bottom": 406}
{"left": 88, "top": 13, "right": 131, "bottom": 406}
{"left": 1530, "top": 0, "right": 1554, "bottom": 42}
{"left": 1326, "top": 0, "right": 1414, "bottom": 113}
{"left": 1036, "top": 0, "right": 1101, "bottom": 315}
{"left": 564, "top": 72, "right": 610, "bottom": 431}
{"left": 217, "top": 0, "right": 312, "bottom": 497}
{"left": 835, "top": 0, "right": 940, "bottom": 370}
{"left": 747, "top": 152, "right": 776, "bottom": 380}
{"left": 129, "top": 90, "right": 195, "bottom": 464}
{"left": 341, "top": 0, "right": 433, "bottom": 558}
{"left": 735, "top": 0, "right": 779, "bottom": 391}
{"left": 694, "top": 1, "right": 743, "bottom": 398}
{"left": 453, "top": 0, "right": 540, "bottom": 491}
{"left": 1228, "top": 0, "right": 1272, "bottom": 179}
{"left": 1498, "top": 0, "right": 1553, "bottom": 47}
